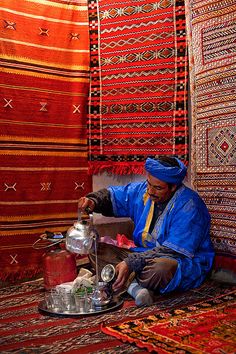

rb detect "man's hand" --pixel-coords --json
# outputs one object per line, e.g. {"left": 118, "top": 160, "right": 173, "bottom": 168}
{"left": 112, "top": 261, "right": 130, "bottom": 292}
{"left": 78, "top": 197, "right": 95, "bottom": 214}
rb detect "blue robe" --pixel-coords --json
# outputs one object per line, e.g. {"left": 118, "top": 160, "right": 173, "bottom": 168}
{"left": 108, "top": 182, "right": 215, "bottom": 293}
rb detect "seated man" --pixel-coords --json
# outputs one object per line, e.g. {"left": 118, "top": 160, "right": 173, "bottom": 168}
{"left": 78, "top": 156, "right": 215, "bottom": 306}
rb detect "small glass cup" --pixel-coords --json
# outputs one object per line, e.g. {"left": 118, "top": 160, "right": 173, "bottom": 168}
{"left": 45, "top": 289, "right": 63, "bottom": 311}
{"left": 59, "top": 289, "right": 75, "bottom": 312}
{"left": 74, "top": 293, "right": 88, "bottom": 313}
{"left": 86, "top": 294, "right": 95, "bottom": 312}
{"left": 74, "top": 285, "right": 96, "bottom": 313}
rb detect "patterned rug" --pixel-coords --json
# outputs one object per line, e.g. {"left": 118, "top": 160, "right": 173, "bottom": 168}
{"left": 185, "top": 0, "right": 236, "bottom": 270}
{"left": 0, "top": 278, "right": 235, "bottom": 353}
{"left": 88, "top": 0, "right": 189, "bottom": 175}
{"left": 102, "top": 288, "right": 236, "bottom": 353}
{"left": 0, "top": 0, "right": 92, "bottom": 282}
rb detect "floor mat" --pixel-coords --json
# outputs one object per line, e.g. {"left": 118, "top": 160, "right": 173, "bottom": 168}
{"left": 0, "top": 279, "right": 235, "bottom": 353}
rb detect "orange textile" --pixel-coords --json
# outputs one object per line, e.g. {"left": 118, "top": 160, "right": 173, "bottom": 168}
{"left": 0, "top": 0, "right": 91, "bottom": 281}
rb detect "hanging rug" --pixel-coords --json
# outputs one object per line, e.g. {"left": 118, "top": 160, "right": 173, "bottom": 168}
{"left": 88, "top": 0, "right": 189, "bottom": 175}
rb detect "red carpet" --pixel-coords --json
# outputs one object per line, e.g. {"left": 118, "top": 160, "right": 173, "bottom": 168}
{"left": 0, "top": 0, "right": 92, "bottom": 281}
{"left": 88, "top": 0, "right": 189, "bottom": 175}
{"left": 102, "top": 288, "right": 236, "bottom": 353}
{"left": 0, "top": 279, "right": 235, "bottom": 353}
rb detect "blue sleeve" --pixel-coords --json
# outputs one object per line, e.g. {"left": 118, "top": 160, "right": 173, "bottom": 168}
{"left": 162, "top": 197, "right": 211, "bottom": 258}
{"left": 108, "top": 182, "right": 146, "bottom": 219}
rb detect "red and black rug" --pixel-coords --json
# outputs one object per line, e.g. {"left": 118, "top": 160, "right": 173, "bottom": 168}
{"left": 87, "top": 0, "right": 189, "bottom": 175}
{"left": 102, "top": 287, "right": 236, "bottom": 353}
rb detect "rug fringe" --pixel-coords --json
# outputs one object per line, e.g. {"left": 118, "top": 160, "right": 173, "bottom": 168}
{"left": 88, "top": 159, "right": 189, "bottom": 176}
{"left": 88, "top": 162, "right": 145, "bottom": 176}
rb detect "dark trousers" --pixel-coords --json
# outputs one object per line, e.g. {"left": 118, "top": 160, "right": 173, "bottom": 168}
{"left": 89, "top": 242, "right": 178, "bottom": 293}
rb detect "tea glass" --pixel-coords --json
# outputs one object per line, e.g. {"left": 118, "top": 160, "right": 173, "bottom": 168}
{"left": 74, "top": 286, "right": 94, "bottom": 313}
{"left": 56, "top": 287, "right": 75, "bottom": 312}
{"left": 45, "top": 289, "right": 63, "bottom": 312}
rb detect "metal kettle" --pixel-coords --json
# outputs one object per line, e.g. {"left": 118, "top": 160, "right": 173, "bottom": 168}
{"left": 66, "top": 212, "right": 98, "bottom": 255}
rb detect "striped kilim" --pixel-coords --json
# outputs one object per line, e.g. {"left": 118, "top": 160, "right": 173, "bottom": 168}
{"left": 88, "top": 0, "right": 189, "bottom": 175}
{"left": 186, "top": 0, "right": 236, "bottom": 269}
{"left": 0, "top": 0, "right": 92, "bottom": 281}
{"left": 0, "top": 278, "right": 234, "bottom": 353}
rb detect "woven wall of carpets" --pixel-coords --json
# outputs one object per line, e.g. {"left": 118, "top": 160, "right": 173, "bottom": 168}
{"left": 186, "top": 0, "right": 236, "bottom": 264}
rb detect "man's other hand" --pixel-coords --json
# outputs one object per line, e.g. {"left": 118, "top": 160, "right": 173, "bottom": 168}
{"left": 78, "top": 197, "right": 95, "bottom": 214}
{"left": 112, "top": 261, "right": 130, "bottom": 292}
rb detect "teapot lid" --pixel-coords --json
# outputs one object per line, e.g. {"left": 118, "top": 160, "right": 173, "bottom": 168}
{"left": 101, "top": 264, "right": 116, "bottom": 283}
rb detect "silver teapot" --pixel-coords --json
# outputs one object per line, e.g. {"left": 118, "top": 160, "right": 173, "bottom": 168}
{"left": 66, "top": 212, "right": 98, "bottom": 254}
{"left": 91, "top": 264, "right": 116, "bottom": 308}
{"left": 91, "top": 282, "right": 112, "bottom": 308}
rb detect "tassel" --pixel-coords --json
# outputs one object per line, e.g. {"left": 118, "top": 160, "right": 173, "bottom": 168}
{"left": 88, "top": 162, "right": 146, "bottom": 176}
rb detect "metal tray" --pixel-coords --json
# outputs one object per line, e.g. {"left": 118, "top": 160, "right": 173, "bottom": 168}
{"left": 38, "top": 297, "right": 124, "bottom": 317}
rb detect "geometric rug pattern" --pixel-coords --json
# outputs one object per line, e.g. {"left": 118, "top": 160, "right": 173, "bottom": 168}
{"left": 102, "top": 288, "right": 236, "bottom": 353}
{"left": 185, "top": 0, "right": 236, "bottom": 264}
{"left": 0, "top": 0, "right": 92, "bottom": 281}
{"left": 87, "top": 0, "right": 189, "bottom": 175}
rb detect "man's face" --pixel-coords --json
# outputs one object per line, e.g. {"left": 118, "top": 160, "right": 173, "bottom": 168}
{"left": 146, "top": 173, "right": 177, "bottom": 203}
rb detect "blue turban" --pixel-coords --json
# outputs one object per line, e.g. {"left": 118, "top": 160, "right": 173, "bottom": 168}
{"left": 145, "top": 157, "right": 187, "bottom": 185}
